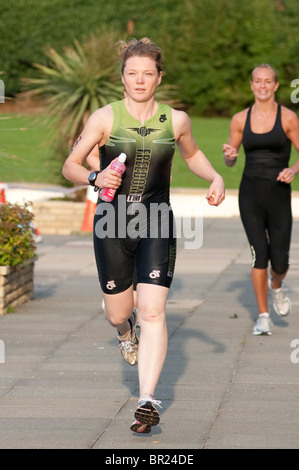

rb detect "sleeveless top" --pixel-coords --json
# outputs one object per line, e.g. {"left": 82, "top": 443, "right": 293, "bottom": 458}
{"left": 99, "top": 100, "right": 175, "bottom": 206}
{"left": 242, "top": 104, "right": 291, "bottom": 182}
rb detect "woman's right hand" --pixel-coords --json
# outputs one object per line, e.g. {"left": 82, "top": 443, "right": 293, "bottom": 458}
{"left": 223, "top": 144, "right": 238, "bottom": 167}
{"left": 223, "top": 144, "right": 238, "bottom": 160}
{"left": 97, "top": 159, "right": 123, "bottom": 189}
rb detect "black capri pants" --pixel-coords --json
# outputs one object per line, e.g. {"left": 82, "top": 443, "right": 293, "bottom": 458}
{"left": 239, "top": 175, "right": 292, "bottom": 274}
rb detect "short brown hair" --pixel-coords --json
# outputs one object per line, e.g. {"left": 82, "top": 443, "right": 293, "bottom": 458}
{"left": 117, "top": 37, "right": 164, "bottom": 74}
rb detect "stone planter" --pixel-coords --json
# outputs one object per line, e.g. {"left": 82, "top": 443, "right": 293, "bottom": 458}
{"left": 0, "top": 258, "right": 35, "bottom": 314}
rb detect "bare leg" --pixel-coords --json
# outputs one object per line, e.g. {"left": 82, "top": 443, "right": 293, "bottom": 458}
{"left": 103, "top": 285, "right": 134, "bottom": 335}
{"left": 269, "top": 267, "right": 287, "bottom": 289}
{"left": 136, "top": 283, "right": 169, "bottom": 399}
{"left": 251, "top": 267, "right": 268, "bottom": 314}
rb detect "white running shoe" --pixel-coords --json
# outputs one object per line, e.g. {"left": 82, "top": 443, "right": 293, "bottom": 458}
{"left": 268, "top": 279, "right": 292, "bottom": 317}
{"left": 253, "top": 313, "right": 272, "bottom": 336}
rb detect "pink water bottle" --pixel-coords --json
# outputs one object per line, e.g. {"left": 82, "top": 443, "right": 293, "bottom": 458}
{"left": 99, "top": 153, "right": 127, "bottom": 202}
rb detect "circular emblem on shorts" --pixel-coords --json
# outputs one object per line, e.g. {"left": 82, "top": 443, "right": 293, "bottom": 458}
{"left": 106, "top": 280, "right": 116, "bottom": 290}
{"left": 149, "top": 270, "right": 161, "bottom": 279}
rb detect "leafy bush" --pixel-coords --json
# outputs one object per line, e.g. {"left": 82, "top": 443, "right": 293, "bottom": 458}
{"left": 0, "top": 202, "right": 36, "bottom": 266}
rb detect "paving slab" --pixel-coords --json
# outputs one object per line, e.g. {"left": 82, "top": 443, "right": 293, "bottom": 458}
{"left": 0, "top": 217, "right": 299, "bottom": 451}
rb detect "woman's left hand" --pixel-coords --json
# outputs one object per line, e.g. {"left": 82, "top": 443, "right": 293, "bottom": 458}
{"left": 277, "top": 168, "right": 295, "bottom": 184}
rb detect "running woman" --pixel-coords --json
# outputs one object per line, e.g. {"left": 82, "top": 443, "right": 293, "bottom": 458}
{"left": 63, "top": 37, "right": 225, "bottom": 433}
{"left": 223, "top": 64, "right": 299, "bottom": 336}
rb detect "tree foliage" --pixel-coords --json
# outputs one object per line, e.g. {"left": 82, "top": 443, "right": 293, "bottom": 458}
{"left": 160, "top": 0, "right": 299, "bottom": 114}
{"left": 1, "top": 0, "right": 299, "bottom": 116}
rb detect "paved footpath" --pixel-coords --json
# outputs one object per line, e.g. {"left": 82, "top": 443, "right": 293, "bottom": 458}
{"left": 0, "top": 217, "right": 299, "bottom": 450}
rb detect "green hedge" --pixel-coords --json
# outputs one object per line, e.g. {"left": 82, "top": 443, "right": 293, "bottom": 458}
{"left": 1, "top": 0, "right": 299, "bottom": 115}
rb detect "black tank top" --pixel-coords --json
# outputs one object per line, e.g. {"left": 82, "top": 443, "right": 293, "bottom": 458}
{"left": 242, "top": 104, "right": 291, "bottom": 182}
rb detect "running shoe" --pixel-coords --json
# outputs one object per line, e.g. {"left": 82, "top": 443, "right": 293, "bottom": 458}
{"left": 118, "top": 311, "right": 139, "bottom": 366}
{"left": 130, "top": 419, "right": 152, "bottom": 434}
{"left": 253, "top": 312, "right": 272, "bottom": 336}
{"left": 268, "top": 279, "right": 292, "bottom": 317}
{"left": 134, "top": 394, "right": 161, "bottom": 427}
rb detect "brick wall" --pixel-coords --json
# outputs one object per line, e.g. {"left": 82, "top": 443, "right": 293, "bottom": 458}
{"left": 0, "top": 261, "right": 34, "bottom": 314}
{"left": 32, "top": 200, "right": 87, "bottom": 235}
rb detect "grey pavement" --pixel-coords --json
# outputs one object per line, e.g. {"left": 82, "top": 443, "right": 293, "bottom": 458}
{"left": 0, "top": 217, "right": 299, "bottom": 450}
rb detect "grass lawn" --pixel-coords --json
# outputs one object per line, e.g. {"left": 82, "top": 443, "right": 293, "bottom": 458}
{"left": 171, "top": 116, "right": 244, "bottom": 189}
{"left": 0, "top": 114, "right": 63, "bottom": 185}
{"left": 1, "top": 113, "right": 299, "bottom": 190}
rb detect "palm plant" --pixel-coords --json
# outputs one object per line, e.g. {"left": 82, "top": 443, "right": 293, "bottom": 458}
{"left": 22, "top": 31, "right": 124, "bottom": 147}
{"left": 21, "top": 31, "right": 183, "bottom": 162}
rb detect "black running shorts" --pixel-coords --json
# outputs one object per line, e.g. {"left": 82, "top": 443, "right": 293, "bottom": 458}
{"left": 93, "top": 201, "right": 176, "bottom": 294}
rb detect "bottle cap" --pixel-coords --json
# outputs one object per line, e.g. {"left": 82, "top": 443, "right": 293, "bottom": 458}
{"left": 118, "top": 153, "right": 127, "bottom": 163}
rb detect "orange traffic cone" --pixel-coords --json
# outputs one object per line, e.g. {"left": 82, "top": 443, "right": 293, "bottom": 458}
{"left": 81, "top": 186, "right": 98, "bottom": 232}
{"left": 30, "top": 222, "right": 43, "bottom": 243}
{"left": 0, "top": 182, "right": 7, "bottom": 204}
